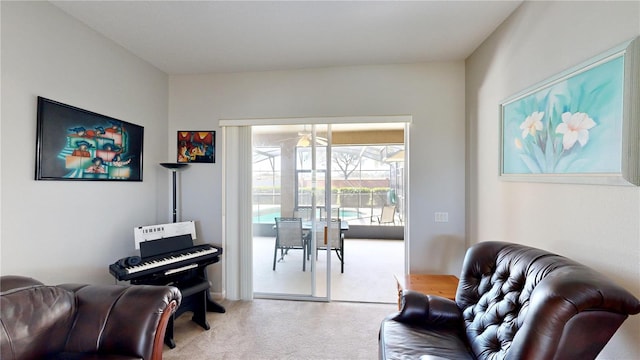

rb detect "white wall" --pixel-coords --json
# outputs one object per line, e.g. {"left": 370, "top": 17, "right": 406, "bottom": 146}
{"left": 169, "top": 63, "right": 467, "bottom": 291}
{"left": 0, "top": 1, "right": 467, "bottom": 295}
{"left": 466, "top": 1, "right": 640, "bottom": 358}
{"left": 0, "top": 2, "right": 169, "bottom": 284}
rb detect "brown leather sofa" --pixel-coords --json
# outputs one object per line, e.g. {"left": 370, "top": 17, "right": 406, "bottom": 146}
{"left": 0, "top": 275, "right": 181, "bottom": 360}
{"left": 379, "top": 241, "right": 640, "bottom": 360}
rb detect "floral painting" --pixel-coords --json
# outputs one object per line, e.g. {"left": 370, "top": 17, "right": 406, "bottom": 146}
{"left": 501, "top": 55, "right": 624, "bottom": 176}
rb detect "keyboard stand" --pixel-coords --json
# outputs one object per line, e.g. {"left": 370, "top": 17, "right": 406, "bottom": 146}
{"left": 207, "top": 295, "right": 226, "bottom": 313}
{"left": 130, "top": 260, "right": 226, "bottom": 349}
{"left": 164, "top": 276, "right": 211, "bottom": 348}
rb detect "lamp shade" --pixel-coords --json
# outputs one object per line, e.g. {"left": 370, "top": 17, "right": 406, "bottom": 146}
{"left": 160, "top": 162, "right": 189, "bottom": 171}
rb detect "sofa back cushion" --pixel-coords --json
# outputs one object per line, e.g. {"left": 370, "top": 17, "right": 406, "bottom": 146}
{"left": 456, "top": 242, "right": 640, "bottom": 360}
{"left": 0, "top": 276, "right": 44, "bottom": 292}
{"left": 0, "top": 285, "right": 75, "bottom": 360}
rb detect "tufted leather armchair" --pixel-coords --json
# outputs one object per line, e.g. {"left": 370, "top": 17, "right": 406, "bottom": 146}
{"left": 0, "top": 275, "right": 181, "bottom": 360}
{"left": 379, "top": 241, "right": 640, "bottom": 360}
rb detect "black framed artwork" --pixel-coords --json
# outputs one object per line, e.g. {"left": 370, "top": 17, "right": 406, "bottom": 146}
{"left": 35, "top": 97, "right": 144, "bottom": 181}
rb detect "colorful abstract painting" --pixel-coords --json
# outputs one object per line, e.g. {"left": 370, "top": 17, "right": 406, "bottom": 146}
{"left": 35, "top": 97, "right": 144, "bottom": 181}
{"left": 177, "top": 131, "right": 215, "bottom": 163}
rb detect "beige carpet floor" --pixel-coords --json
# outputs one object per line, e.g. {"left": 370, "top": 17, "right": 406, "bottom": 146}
{"left": 163, "top": 298, "right": 398, "bottom": 360}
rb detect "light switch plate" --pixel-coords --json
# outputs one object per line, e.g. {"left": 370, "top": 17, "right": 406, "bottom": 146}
{"left": 434, "top": 212, "right": 449, "bottom": 222}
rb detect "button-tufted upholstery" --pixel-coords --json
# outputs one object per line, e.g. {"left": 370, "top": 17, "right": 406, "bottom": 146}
{"left": 0, "top": 275, "right": 182, "bottom": 360}
{"left": 379, "top": 241, "right": 640, "bottom": 360}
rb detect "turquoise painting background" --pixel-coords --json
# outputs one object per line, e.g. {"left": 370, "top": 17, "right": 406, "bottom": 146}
{"left": 502, "top": 56, "right": 624, "bottom": 174}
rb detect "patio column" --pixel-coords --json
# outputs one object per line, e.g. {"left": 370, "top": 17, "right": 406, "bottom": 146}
{"left": 280, "top": 140, "right": 296, "bottom": 217}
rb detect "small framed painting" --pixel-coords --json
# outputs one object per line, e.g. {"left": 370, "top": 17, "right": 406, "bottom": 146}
{"left": 500, "top": 36, "right": 639, "bottom": 186}
{"left": 35, "top": 97, "right": 144, "bottom": 181}
{"left": 177, "top": 131, "right": 215, "bottom": 163}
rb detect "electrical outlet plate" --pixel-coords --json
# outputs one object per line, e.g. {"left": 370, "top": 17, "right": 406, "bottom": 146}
{"left": 434, "top": 212, "right": 449, "bottom": 222}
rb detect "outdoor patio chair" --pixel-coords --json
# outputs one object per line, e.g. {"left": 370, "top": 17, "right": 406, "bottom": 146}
{"left": 273, "top": 217, "right": 307, "bottom": 271}
{"left": 376, "top": 205, "right": 396, "bottom": 225}
{"left": 314, "top": 218, "right": 344, "bottom": 273}
{"left": 320, "top": 207, "right": 341, "bottom": 221}
{"left": 294, "top": 206, "right": 313, "bottom": 221}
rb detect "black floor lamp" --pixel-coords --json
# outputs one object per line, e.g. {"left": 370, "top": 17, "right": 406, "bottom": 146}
{"left": 160, "top": 163, "right": 189, "bottom": 223}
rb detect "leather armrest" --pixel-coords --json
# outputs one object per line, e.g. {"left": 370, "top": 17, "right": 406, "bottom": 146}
{"left": 391, "top": 290, "right": 462, "bottom": 328}
{"left": 58, "top": 284, "right": 181, "bottom": 360}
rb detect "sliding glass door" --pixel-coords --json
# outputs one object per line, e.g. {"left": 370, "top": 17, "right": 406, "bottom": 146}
{"left": 243, "top": 119, "right": 407, "bottom": 302}
{"left": 252, "top": 124, "right": 335, "bottom": 300}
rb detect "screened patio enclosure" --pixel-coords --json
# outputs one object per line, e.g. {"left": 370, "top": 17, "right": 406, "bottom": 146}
{"left": 252, "top": 123, "right": 405, "bottom": 239}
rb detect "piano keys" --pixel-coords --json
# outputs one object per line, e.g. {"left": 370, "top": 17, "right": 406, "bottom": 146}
{"left": 109, "top": 243, "right": 221, "bottom": 281}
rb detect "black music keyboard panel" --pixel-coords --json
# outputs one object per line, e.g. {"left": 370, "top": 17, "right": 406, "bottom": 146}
{"left": 109, "top": 244, "right": 222, "bottom": 281}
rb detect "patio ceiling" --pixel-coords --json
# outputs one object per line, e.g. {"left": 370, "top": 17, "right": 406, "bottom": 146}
{"left": 254, "top": 145, "right": 403, "bottom": 165}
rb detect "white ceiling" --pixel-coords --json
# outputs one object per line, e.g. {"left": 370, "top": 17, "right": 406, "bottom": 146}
{"left": 50, "top": 0, "right": 522, "bottom": 75}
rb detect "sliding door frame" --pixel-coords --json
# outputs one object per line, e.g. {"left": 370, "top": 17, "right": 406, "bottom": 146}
{"left": 220, "top": 115, "right": 411, "bottom": 301}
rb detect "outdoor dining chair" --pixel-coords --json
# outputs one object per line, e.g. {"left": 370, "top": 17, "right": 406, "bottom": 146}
{"left": 273, "top": 217, "right": 307, "bottom": 271}
{"left": 314, "top": 218, "right": 344, "bottom": 273}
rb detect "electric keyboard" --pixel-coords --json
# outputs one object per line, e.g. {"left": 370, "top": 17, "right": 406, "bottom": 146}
{"left": 108, "top": 232, "right": 225, "bottom": 349}
{"left": 109, "top": 242, "right": 222, "bottom": 281}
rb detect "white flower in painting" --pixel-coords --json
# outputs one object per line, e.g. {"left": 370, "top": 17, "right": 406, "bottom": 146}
{"left": 555, "top": 112, "right": 596, "bottom": 150}
{"left": 520, "top": 112, "right": 544, "bottom": 139}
